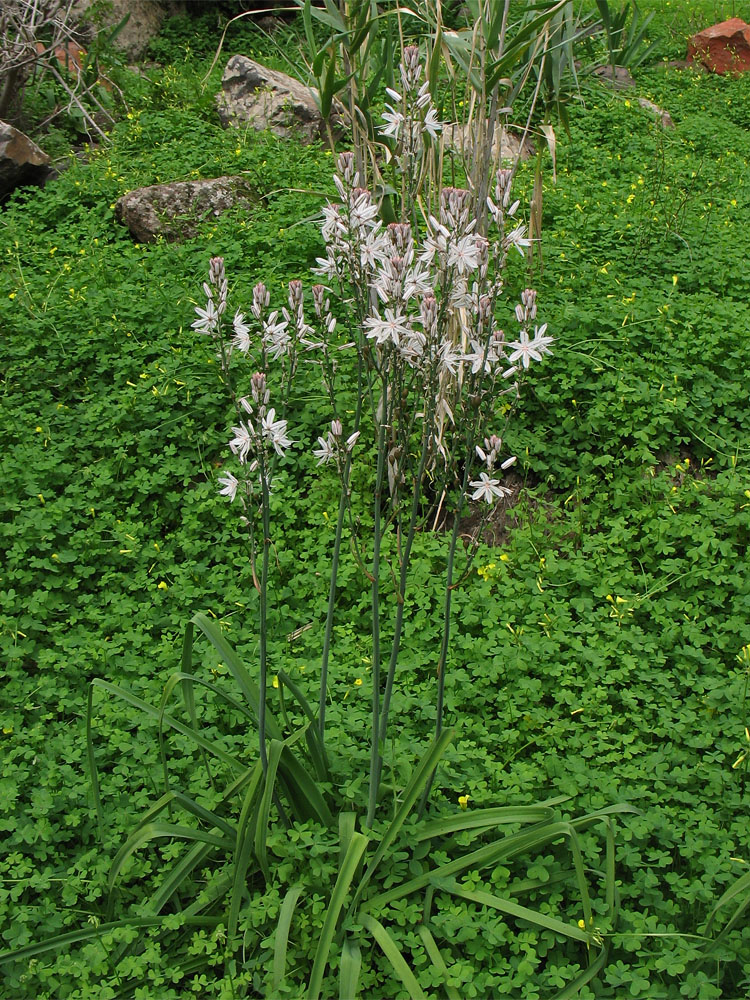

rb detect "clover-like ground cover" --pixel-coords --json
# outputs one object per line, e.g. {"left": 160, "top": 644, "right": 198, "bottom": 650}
{"left": 1, "top": 2, "right": 749, "bottom": 996}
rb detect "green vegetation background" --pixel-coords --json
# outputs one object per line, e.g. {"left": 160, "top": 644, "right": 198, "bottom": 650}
{"left": 1, "top": 0, "right": 749, "bottom": 995}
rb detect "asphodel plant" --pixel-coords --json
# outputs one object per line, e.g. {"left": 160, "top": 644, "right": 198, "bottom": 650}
{"left": 70, "top": 40, "right": 635, "bottom": 1000}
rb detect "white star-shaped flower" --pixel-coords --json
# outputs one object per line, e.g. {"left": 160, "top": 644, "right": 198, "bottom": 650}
{"left": 507, "top": 325, "right": 553, "bottom": 369}
{"left": 262, "top": 408, "right": 292, "bottom": 456}
{"left": 364, "top": 308, "right": 412, "bottom": 347}
{"left": 379, "top": 106, "right": 404, "bottom": 139}
{"left": 217, "top": 471, "right": 239, "bottom": 502}
{"left": 468, "top": 473, "right": 512, "bottom": 504}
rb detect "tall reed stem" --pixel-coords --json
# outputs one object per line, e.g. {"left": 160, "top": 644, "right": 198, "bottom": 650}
{"left": 258, "top": 463, "right": 271, "bottom": 776}
{"left": 367, "top": 392, "right": 388, "bottom": 828}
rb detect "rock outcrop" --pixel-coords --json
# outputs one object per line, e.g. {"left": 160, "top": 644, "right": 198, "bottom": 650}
{"left": 442, "top": 122, "right": 534, "bottom": 165}
{"left": 637, "top": 98, "right": 674, "bottom": 130}
{"left": 687, "top": 18, "right": 750, "bottom": 75}
{"left": 0, "top": 122, "right": 51, "bottom": 200}
{"left": 217, "top": 55, "right": 342, "bottom": 144}
{"left": 115, "top": 176, "right": 256, "bottom": 242}
{"left": 73, "top": 0, "right": 185, "bottom": 61}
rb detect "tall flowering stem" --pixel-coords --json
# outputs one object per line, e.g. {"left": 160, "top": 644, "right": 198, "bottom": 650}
{"left": 194, "top": 46, "right": 553, "bottom": 822}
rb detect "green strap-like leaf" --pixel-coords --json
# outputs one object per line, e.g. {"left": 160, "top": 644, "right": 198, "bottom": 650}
{"left": 228, "top": 760, "right": 265, "bottom": 940}
{"left": 417, "top": 925, "right": 461, "bottom": 1000}
{"left": 190, "top": 612, "right": 282, "bottom": 741}
{"left": 132, "top": 790, "right": 236, "bottom": 840}
{"left": 434, "top": 878, "right": 590, "bottom": 943}
{"left": 86, "top": 684, "right": 104, "bottom": 843}
{"left": 146, "top": 840, "right": 214, "bottom": 916}
{"left": 359, "top": 912, "right": 427, "bottom": 999}
{"left": 339, "top": 811, "right": 357, "bottom": 871}
{"left": 339, "top": 937, "right": 362, "bottom": 1000}
{"left": 255, "top": 740, "right": 285, "bottom": 881}
{"left": 0, "top": 916, "right": 218, "bottom": 966}
{"left": 278, "top": 744, "right": 333, "bottom": 826}
{"left": 365, "top": 820, "right": 575, "bottom": 912}
{"left": 91, "top": 678, "right": 245, "bottom": 771}
{"left": 277, "top": 668, "right": 330, "bottom": 780}
{"left": 415, "top": 805, "right": 556, "bottom": 842}
{"left": 273, "top": 885, "right": 303, "bottom": 992}
{"left": 307, "top": 831, "right": 369, "bottom": 1000}
{"left": 108, "top": 822, "right": 232, "bottom": 894}
{"left": 349, "top": 729, "right": 453, "bottom": 917}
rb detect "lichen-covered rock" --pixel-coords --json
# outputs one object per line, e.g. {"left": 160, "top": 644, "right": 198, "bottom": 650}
{"left": 216, "top": 55, "right": 342, "bottom": 144}
{"left": 72, "top": 0, "right": 185, "bottom": 61}
{"left": 592, "top": 64, "right": 636, "bottom": 89}
{"left": 115, "top": 176, "right": 256, "bottom": 243}
{"left": 0, "top": 121, "right": 51, "bottom": 200}
{"left": 442, "top": 122, "right": 534, "bottom": 165}
{"left": 637, "top": 98, "right": 674, "bottom": 130}
{"left": 687, "top": 18, "right": 750, "bottom": 75}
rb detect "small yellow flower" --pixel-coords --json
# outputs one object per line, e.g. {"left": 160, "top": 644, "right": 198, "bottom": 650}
{"left": 272, "top": 676, "right": 279, "bottom": 689}
{"left": 157, "top": 581, "right": 168, "bottom": 590}
{"left": 458, "top": 794, "right": 470, "bottom": 810}
{"left": 354, "top": 678, "right": 363, "bottom": 686}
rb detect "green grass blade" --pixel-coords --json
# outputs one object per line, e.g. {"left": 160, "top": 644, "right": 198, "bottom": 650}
{"left": 86, "top": 683, "right": 104, "bottom": 843}
{"left": 415, "top": 805, "right": 557, "bottom": 842}
{"left": 339, "top": 937, "right": 362, "bottom": 1000}
{"left": 705, "top": 869, "right": 750, "bottom": 933}
{"left": 0, "top": 917, "right": 177, "bottom": 965}
{"left": 278, "top": 744, "right": 333, "bottom": 826}
{"left": 339, "top": 811, "right": 356, "bottom": 870}
{"left": 91, "top": 678, "right": 245, "bottom": 772}
{"left": 552, "top": 936, "right": 609, "bottom": 1000}
{"left": 417, "top": 925, "right": 460, "bottom": 1000}
{"left": 255, "top": 739, "right": 285, "bottom": 881}
{"left": 146, "top": 840, "right": 214, "bottom": 915}
{"left": 108, "top": 822, "right": 232, "bottom": 894}
{"left": 157, "top": 673, "right": 184, "bottom": 796}
{"left": 190, "top": 612, "right": 282, "bottom": 741}
{"left": 273, "top": 885, "right": 303, "bottom": 992}
{"left": 700, "top": 869, "right": 750, "bottom": 958}
{"left": 358, "top": 912, "right": 427, "bottom": 1000}
{"left": 349, "top": 728, "right": 453, "bottom": 917}
{"left": 434, "top": 878, "right": 589, "bottom": 943}
{"left": 307, "top": 831, "right": 369, "bottom": 1000}
{"left": 365, "top": 820, "right": 575, "bottom": 912}
{"left": 565, "top": 825, "right": 594, "bottom": 932}
{"left": 228, "top": 760, "right": 265, "bottom": 940}
{"left": 277, "top": 668, "right": 329, "bottom": 780}
{"left": 569, "top": 802, "right": 639, "bottom": 826}
{"left": 131, "top": 790, "right": 235, "bottom": 840}
{"left": 180, "top": 620, "right": 217, "bottom": 788}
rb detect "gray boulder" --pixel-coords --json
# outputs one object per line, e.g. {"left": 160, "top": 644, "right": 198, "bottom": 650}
{"left": 0, "top": 121, "right": 51, "bottom": 200}
{"left": 443, "top": 122, "right": 534, "bottom": 165}
{"left": 115, "top": 176, "right": 256, "bottom": 243}
{"left": 637, "top": 98, "right": 674, "bottom": 130}
{"left": 72, "top": 0, "right": 185, "bottom": 61}
{"left": 217, "top": 55, "right": 342, "bottom": 144}
{"left": 593, "top": 64, "right": 636, "bottom": 89}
